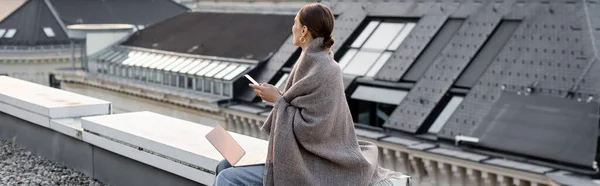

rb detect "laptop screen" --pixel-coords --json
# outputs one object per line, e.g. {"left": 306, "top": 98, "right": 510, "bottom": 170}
{"left": 205, "top": 125, "right": 246, "bottom": 165}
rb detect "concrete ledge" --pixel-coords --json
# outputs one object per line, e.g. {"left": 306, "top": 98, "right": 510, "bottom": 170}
{"left": 80, "top": 111, "right": 269, "bottom": 185}
{"left": 0, "top": 111, "right": 203, "bottom": 186}
{"left": 82, "top": 131, "right": 214, "bottom": 184}
{"left": 0, "top": 76, "right": 111, "bottom": 118}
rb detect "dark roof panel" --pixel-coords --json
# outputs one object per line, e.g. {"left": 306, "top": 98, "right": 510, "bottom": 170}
{"left": 454, "top": 20, "right": 520, "bottom": 88}
{"left": 49, "top": 0, "right": 188, "bottom": 26}
{"left": 472, "top": 92, "right": 599, "bottom": 168}
{"left": 122, "top": 12, "right": 294, "bottom": 61}
{"left": 0, "top": 0, "right": 70, "bottom": 45}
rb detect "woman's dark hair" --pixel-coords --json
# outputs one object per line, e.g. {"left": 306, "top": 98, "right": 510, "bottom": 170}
{"left": 298, "top": 3, "right": 335, "bottom": 48}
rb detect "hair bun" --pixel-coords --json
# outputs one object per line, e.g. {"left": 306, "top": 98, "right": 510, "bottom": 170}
{"left": 323, "top": 36, "right": 334, "bottom": 48}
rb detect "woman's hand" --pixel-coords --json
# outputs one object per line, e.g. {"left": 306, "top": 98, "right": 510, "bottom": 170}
{"left": 250, "top": 83, "right": 282, "bottom": 103}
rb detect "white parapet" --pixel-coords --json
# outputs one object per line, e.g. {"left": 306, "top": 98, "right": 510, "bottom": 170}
{"left": 80, "top": 111, "right": 268, "bottom": 185}
{"left": 0, "top": 76, "right": 111, "bottom": 127}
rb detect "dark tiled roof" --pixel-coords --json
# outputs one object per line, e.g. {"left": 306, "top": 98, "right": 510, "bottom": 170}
{"left": 121, "top": 12, "right": 294, "bottom": 61}
{"left": 49, "top": 0, "right": 188, "bottom": 26}
{"left": 0, "top": 0, "right": 70, "bottom": 45}
{"left": 473, "top": 93, "right": 599, "bottom": 169}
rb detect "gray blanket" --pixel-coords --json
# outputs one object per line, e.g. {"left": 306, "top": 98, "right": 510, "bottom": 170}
{"left": 261, "top": 37, "right": 403, "bottom": 186}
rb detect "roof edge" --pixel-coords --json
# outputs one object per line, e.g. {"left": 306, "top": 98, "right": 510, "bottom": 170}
{"left": 118, "top": 45, "right": 260, "bottom": 65}
{"left": 44, "top": 0, "right": 69, "bottom": 38}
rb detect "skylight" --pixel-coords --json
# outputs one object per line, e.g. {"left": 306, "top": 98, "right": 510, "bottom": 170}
{"left": 339, "top": 20, "right": 416, "bottom": 77}
{"left": 428, "top": 96, "right": 464, "bottom": 134}
{"left": 4, "top": 29, "right": 17, "bottom": 38}
{"left": 43, "top": 27, "right": 55, "bottom": 37}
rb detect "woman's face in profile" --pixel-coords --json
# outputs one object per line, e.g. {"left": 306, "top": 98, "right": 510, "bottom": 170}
{"left": 292, "top": 13, "right": 304, "bottom": 46}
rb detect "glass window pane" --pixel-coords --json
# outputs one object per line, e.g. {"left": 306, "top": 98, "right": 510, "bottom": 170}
{"left": 388, "top": 23, "right": 416, "bottom": 50}
{"left": 366, "top": 52, "right": 393, "bottom": 77}
{"left": 187, "top": 60, "right": 210, "bottom": 75}
{"left": 98, "top": 51, "right": 115, "bottom": 60}
{"left": 105, "top": 51, "right": 121, "bottom": 62}
{"left": 164, "top": 57, "right": 186, "bottom": 71}
{"left": 375, "top": 103, "right": 396, "bottom": 127}
{"left": 196, "top": 62, "right": 220, "bottom": 76}
{"left": 4, "top": 29, "right": 17, "bottom": 38}
{"left": 179, "top": 60, "right": 201, "bottom": 74}
{"left": 362, "top": 23, "right": 404, "bottom": 51}
{"left": 354, "top": 100, "right": 371, "bottom": 125}
{"left": 196, "top": 78, "right": 203, "bottom": 91}
{"left": 223, "top": 65, "right": 249, "bottom": 80}
{"left": 338, "top": 49, "right": 358, "bottom": 70}
{"left": 156, "top": 56, "right": 178, "bottom": 70}
{"left": 148, "top": 55, "right": 167, "bottom": 69}
{"left": 178, "top": 75, "right": 185, "bottom": 88}
{"left": 156, "top": 71, "right": 162, "bottom": 83}
{"left": 214, "top": 65, "right": 239, "bottom": 79}
{"left": 343, "top": 50, "right": 382, "bottom": 76}
{"left": 204, "top": 80, "right": 212, "bottom": 93}
{"left": 132, "top": 53, "right": 151, "bottom": 67}
{"left": 140, "top": 54, "right": 158, "bottom": 68}
{"left": 187, "top": 77, "right": 194, "bottom": 89}
{"left": 205, "top": 63, "right": 229, "bottom": 77}
{"left": 172, "top": 58, "right": 194, "bottom": 72}
{"left": 163, "top": 72, "right": 169, "bottom": 85}
{"left": 0, "top": 29, "right": 6, "bottom": 37}
{"left": 428, "top": 96, "right": 464, "bottom": 134}
{"left": 135, "top": 53, "right": 155, "bottom": 67}
{"left": 275, "top": 73, "right": 289, "bottom": 91}
{"left": 223, "top": 83, "right": 232, "bottom": 96}
{"left": 351, "top": 21, "right": 380, "bottom": 48}
{"left": 214, "top": 82, "right": 221, "bottom": 95}
{"left": 170, "top": 74, "right": 177, "bottom": 86}
{"left": 351, "top": 85, "right": 407, "bottom": 105}
{"left": 122, "top": 51, "right": 141, "bottom": 65}
{"left": 43, "top": 27, "right": 55, "bottom": 37}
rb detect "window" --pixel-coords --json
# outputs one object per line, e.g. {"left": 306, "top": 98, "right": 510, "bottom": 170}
{"left": 196, "top": 62, "right": 219, "bottom": 76}
{"left": 162, "top": 72, "right": 169, "bottom": 85}
{"left": 349, "top": 86, "right": 408, "bottom": 128}
{"left": 43, "top": 27, "right": 55, "bottom": 37}
{"left": 204, "top": 80, "right": 212, "bottom": 93}
{"left": 178, "top": 75, "right": 185, "bottom": 88}
{"left": 4, "top": 29, "right": 16, "bottom": 38}
{"left": 223, "top": 83, "right": 232, "bottom": 96}
{"left": 223, "top": 65, "right": 249, "bottom": 80}
{"left": 187, "top": 77, "right": 194, "bottom": 89}
{"left": 427, "top": 96, "right": 464, "bottom": 134}
{"left": 196, "top": 78, "right": 203, "bottom": 91}
{"left": 352, "top": 101, "right": 397, "bottom": 128}
{"left": 338, "top": 20, "right": 416, "bottom": 77}
{"left": 170, "top": 74, "right": 177, "bottom": 86}
{"left": 205, "top": 63, "right": 229, "bottom": 78}
{"left": 213, "top": 82, "right": 222, "bottom": 95}
{"left": 275, "top": 73, "right": 289, "bottom": 91}
{"left": 214, "top": 65, "right": 239, "bottom": 79}
{"left": 0, "top": 29, "right": 6, "bottom": 38}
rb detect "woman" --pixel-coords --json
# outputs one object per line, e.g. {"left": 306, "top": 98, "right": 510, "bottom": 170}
{"left": 213, "top": 3, "right": 403, "bottom": 186}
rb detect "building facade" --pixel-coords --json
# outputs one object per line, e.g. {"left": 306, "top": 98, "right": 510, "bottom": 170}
{"left": 52, "top": 0, "right": 600, "bottom": 185}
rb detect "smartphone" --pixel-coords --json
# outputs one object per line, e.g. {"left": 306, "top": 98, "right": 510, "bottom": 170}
{"left": 244, "top": 74, "right": 260, "bottom": 86}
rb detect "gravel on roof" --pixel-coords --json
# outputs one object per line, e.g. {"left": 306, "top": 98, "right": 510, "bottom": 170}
{"left": 0, "top": 138, "right": 106, "bottom": 186}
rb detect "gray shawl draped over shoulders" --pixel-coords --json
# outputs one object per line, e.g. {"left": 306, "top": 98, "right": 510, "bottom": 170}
{"left": 261, "top": 37, "right": 403, "bottom": 186}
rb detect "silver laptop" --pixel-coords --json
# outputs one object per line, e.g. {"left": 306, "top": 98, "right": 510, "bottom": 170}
{"left": 205, "top": 125, "right": 267, "bottom": 167}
